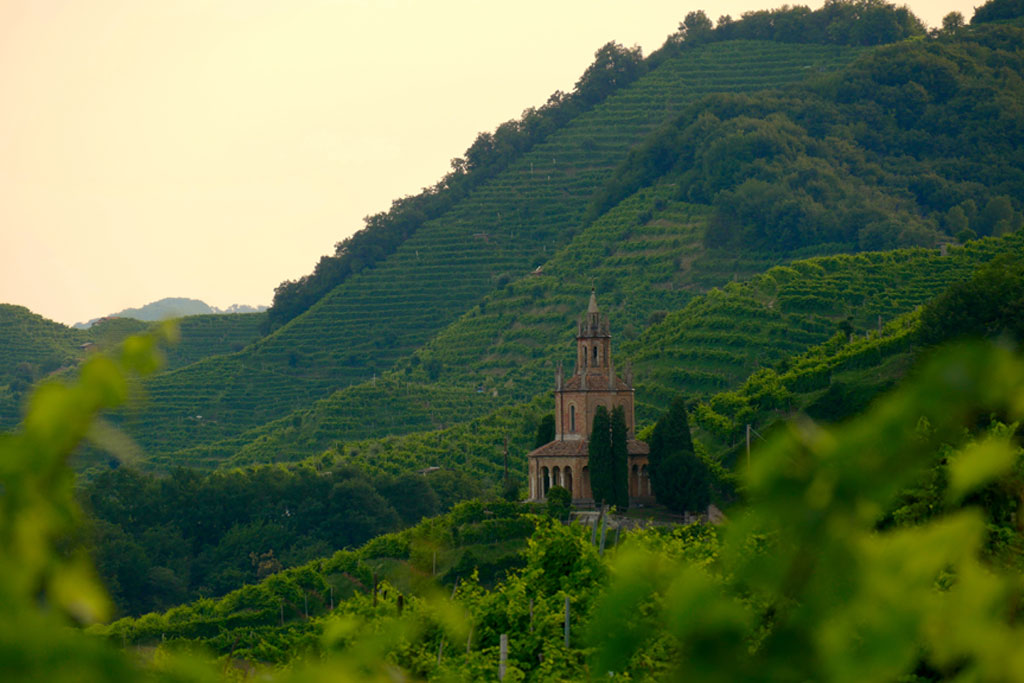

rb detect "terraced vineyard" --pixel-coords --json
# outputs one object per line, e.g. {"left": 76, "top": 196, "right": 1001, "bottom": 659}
{"left": 627, "top": 233, "right": 1024, "bottom": 423}
{"left": 117, "top": 40, "right": 867, "bottom": 463}
{"left": 156, "top": 186, "right": 786, "bottom": 468}
{"left": 163, "top": 313, "right": 266, "bottom": 370}
{"left": 184, "top": 232, "right": 1024, "bottom": 476}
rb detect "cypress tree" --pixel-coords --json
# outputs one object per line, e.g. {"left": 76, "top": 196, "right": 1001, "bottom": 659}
{"left": 588, "top": 405, "right": 613, "bottom": 506}
{"left": 534, "top": 414, "right": 556, "bottom": 448}
{"left": 610, "top": 406, "right": 630, "bottom": 508}
{"left": 649, "top": 395, "right": 710, "bottom": 514}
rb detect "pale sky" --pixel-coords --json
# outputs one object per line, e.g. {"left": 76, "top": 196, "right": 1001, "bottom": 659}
{"left": 0, "top": 0, "right": 979, "bottom": 326}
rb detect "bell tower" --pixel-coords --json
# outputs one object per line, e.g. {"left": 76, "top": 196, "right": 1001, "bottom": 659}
{"left": 576, "top": 289, "right": 612, "bottom": 377}
{"left": 527, "top": 289, "right": 651, "bottom": 504}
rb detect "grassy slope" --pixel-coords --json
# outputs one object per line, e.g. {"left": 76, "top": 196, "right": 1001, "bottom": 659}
{"left": 113, "top": 41, "right": 865, "bottom": 465}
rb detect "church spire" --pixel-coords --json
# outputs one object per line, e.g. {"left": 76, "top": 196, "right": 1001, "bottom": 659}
{"left": 588, "top": 287, "right": 599, "bottom": 314}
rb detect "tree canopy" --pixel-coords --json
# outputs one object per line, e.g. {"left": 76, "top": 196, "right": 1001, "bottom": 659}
{"left": 648, "top": 395, "right": 711, "bottom": 514}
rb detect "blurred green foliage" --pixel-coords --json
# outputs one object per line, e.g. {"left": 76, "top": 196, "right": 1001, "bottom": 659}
{"left": 7, "top": 330, "right": 1024, "bottom": 682}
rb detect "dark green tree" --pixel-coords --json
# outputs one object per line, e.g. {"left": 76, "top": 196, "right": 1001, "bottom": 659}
{"left": 680, "top": 10, "right": 714, "bottom": 43}
{"left": 648, "top": 396, "right": 711, "bottom": 514}
{"left": 588, "top": 406, "right": 614, "bottom": 506}
{"left": 941, "top": 11, "right": 965, "bottom": 34}
{"left": 534, "top": 413, "right": 556, "bottom": 448}
{"left": 610, "top": 406, "right": 630, "bottom": 508}
{"left": 589, "top": 405, "right": 629, "bottom": 508}
{"left": 917, "top": 254, "right": 1024, "bottom": 346}
{"left": 377, "top": 473, "right": 439, "bottom": 525}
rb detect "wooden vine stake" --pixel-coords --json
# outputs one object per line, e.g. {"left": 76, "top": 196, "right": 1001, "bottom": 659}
{"left": 564, "top": 596, "right": 571, "bottom": 648}
{"left": 499, "top": 633, "right": 508, "bottom": 680}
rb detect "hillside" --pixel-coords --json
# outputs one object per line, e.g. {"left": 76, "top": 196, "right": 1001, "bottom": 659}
{"left": 112, "top": 22, "right": 1024, "bottom": 472}
{"left": 81, "top": 336, "right": 1024, "bottom": 680}
{"left": 111, "top": 40, "right": 865, "bottom": 464}
{"left": 73, "top": 297, "right": 215, "bottom": 328}
{"left": 0, "top": 306, "right": 266, "bottom": 430}
{"left": 176, "top": 232, "right": 1022, "bottom": 476}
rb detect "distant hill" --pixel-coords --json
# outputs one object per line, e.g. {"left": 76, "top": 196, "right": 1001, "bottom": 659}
{"left": 73, "top": 297, "right": 267, "bottom": 328}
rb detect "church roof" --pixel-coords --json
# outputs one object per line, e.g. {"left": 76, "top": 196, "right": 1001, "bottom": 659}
{"left": 560, "top": 374, "right": 632, "bottom": 391}
{"left": 528, "top": 438, "right": 649, "bottom": 458}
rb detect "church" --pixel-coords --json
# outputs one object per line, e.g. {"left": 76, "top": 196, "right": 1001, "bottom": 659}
{"left": 527, "top": 291, "right": 652, "bottom": 505}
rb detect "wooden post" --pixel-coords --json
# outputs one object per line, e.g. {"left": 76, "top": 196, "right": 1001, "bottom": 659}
{"left": 599, "top": 512, "right": 608, "bottom": 556}
{"left": 437, "top": 638, "right": 444, "bottom": 666}
{"left": 564, "top": 596, "right": 570, "bottom": 648}
{"left": 499, "top": 633, "right": 508, "bottom": 680}
{"left": 466, "top": 626, "right": 473, "bottom": 654}
{"left": 746, "top": 423, "right": 751, "bottom": 470}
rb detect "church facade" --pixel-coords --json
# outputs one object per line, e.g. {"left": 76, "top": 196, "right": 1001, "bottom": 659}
{"left": 527, "top": 291, "right": 652, "bottom": 505}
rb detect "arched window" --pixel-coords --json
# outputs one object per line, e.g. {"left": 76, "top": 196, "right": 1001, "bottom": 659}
{"left": 593, "top": 345, "right": 598, "bottom": 364}
{"left": 569, "top": 405, "right": 576, "bottom": 433}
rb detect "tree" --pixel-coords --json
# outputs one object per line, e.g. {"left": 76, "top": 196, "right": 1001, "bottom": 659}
{"left": 534, "top": 414, "right": 555, "bottom": 448}
{"left": 680, "top": 10, "right": 714, "bottom": 43}
{"left": 588, "top": 406, "right": 613, "bottom": 506}
{"left": 977, "top": 195, "right": 1016, "bottom": 236}
{"left": 574, "top": 42, "right": 645, "bottom": 107}
{"left": 610, "top": 406, "right": 630, "bottom": 508}
{"left": 648, "top": 396, "right": 711, "bottom": 514}
{"left": 589, "top": 405, "right": 629, "bottom": 508}
{"left": 917, "top": 254, "right": 1024, "bottom": 345}
{"left": 941, "top": 11, "right": 965, "bottom": 34}
{"left": 972, "top": 0, "right": 1024, "bottom": 24}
